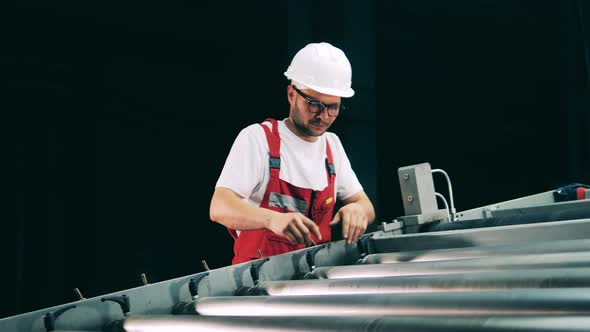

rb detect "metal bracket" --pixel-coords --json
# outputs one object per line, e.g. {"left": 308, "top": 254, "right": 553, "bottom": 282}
{"left": 101, "top": 294, "right": 130, "bottom": 316}
{"left": 377, "top": 220, "right": 404, "bottom": 234}
{"left": 188, "top": 272, "right": 209, "bottom": 299}
{"left": 397, "top": 209, "right": 449, "bottom": 233}
{"left": 249, "top": 258, "right": 270, "bottom": 285}
{"left": 43, "top": 305, "right": 76, "bottom": 332}
{"left": 357, "top": 233, "right": 374, "bottom": 256}
{"left": 398, "top": 163, "right": 438, "bottom": 216}
{"left": 305, "top": 244, "right": 326, "bottom": 271}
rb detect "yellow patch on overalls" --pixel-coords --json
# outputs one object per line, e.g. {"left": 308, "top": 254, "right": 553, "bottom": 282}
{"left": 325, "top": 197, "right": 333, "bottom": 205}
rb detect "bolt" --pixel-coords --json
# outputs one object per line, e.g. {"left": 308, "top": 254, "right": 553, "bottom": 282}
{"left": 202, "top": 260, "right": 210, "bottom": 271}
{"left": 403, "top": 173, "right": 409, "bottom": 180}
{"left": 140, "top": 273, "right": 149, "bottom": 285}
{"left": 407, "top": 195, "right": 413, "bottom": 202}
{"left": 74, "top": 288, "right": 85, "bottom": 300}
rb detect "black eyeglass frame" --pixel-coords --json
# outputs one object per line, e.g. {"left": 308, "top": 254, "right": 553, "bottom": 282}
{"left": 292, "top": 85, "right": 346, "bottom": 117}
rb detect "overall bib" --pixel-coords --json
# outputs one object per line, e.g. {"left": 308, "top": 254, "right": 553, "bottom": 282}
{"left": 229, "top": 118, "right": 336, "bottom": 264}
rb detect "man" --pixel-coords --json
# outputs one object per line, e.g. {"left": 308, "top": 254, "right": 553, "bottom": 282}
{"left": 210, "top": 42, "right": 375, "bottom": 264}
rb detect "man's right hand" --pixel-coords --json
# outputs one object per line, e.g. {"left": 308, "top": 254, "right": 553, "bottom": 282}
{"left": 266, "top": 212, "right": 322, "bottom": 245}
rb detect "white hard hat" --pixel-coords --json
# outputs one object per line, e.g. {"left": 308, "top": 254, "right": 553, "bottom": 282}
{"left": 284, "top": 42, "right": 354, "bottom": 98}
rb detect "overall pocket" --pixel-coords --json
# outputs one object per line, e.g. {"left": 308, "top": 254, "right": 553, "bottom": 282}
{"left": 262, "top": 231, "right": 299, "bottom": 257}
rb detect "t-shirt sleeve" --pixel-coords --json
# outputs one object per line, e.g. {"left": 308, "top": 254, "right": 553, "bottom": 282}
{"left": 329, "top": 134, "right": 363, "bottom": 201}
{"left": 215, "top": 125, "right": 267, "bottom": 199}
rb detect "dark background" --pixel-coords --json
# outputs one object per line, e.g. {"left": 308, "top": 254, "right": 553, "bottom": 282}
{"left": 4, "top": 0, "right": 589, "bottom": 319}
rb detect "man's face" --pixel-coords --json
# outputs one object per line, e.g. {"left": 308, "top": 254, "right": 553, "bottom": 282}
{"left": 287, "top": 85, "right": 342, "bottom": 138}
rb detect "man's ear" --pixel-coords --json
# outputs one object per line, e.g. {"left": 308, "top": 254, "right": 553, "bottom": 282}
{"left": 287, "top": 85, "right": 296, "bottom": 104}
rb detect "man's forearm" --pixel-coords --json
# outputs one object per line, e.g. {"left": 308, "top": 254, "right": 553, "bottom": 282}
{"left": 209, "top": 187, "right": 276, "bottom": 231}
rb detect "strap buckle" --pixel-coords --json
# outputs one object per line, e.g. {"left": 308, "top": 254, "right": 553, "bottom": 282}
{"left": 269, "top": 156, "right": 281, "bottom": 169}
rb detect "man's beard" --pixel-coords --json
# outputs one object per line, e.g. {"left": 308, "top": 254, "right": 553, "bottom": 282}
{"left": 291, "top": 105, "right": 331, "bottom": 137}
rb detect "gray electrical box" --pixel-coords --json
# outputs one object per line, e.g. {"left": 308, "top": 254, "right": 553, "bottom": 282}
{"left": 398, "top": 162, "right": 438, "bottom": 216}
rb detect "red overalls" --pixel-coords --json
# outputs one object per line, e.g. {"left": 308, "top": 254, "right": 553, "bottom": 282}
{"left": 229, "top": 118, "right": 336, "bottom": 264}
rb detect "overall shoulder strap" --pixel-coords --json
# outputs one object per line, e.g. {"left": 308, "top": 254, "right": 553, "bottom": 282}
{"left": 259, "top": 118, "right": 281, "bottom": 176}
{"left": 325, "top": 140, "right": 336, "bottom": 182}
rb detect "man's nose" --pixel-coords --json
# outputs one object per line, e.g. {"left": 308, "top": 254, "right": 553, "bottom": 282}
{"left": 316, "top": 107, "right": 331, "bottom": 120}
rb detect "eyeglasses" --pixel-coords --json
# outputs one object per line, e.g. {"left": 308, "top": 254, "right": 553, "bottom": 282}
{"left": 292, "top": 85, "right": 345, "bottom": 117}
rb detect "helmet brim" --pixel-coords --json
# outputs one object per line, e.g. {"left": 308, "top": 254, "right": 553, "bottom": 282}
{"left": 284, "top": 72, "right": 354, "bottom": 98}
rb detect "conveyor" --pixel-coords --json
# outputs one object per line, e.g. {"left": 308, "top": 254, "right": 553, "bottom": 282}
{"left": 358, "top": 238, "right": 590, "bottom": 264}
{"left": 237, "top": 268, "right": 590, "bottom": 296}
{"left": 307, "top": 251, "right": 590, "bottom": 279}
{"left": 189, "top": 289, "right": 590, "bottom": 317}
{"left": 1, "top": 162, "right": 589, "bottom": 332}
{"left": 120, "top": 315, "right": 590, "bottom": 332}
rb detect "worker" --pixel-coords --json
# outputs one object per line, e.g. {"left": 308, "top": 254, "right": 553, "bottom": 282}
{"left": 210, "top": 42, "right": 375, "bottom": 264}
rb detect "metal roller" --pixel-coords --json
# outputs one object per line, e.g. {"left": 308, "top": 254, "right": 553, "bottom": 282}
{"left": 359, "top": 238, "right": 590, "bottom": 264}
{"left": 187, "top": 288, "right": 590, "bottom": 317}
{"left": 240, "top": 267, "right": 590, "bottom": 296}
{"left": 310, "top": 251, "right": 590, "bottom": 279}
{"left": 119, "top": 315, "right": 590, "bottom": 332}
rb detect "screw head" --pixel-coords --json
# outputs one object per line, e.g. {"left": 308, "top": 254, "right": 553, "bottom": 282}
{"left": 407, "top": 195, "right": 413, "bottom": 202}
{"left": 403, "top": 173, "right": 409, "bottom": 180}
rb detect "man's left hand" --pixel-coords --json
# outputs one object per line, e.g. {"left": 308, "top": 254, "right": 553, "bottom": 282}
{"left": 330, "top": 202, "right": 368, "bottom": 244}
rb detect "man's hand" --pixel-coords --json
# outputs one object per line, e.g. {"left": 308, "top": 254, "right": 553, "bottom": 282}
{"left": 330, "top": 202, "right": 369, "bottom": 244}
{"left": 267, "top": 212, "right": 322, "bottom": 245}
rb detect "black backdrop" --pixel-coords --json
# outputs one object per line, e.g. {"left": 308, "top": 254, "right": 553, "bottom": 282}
{"left": 4, "top": 0, "right": 589, "bottom": 318}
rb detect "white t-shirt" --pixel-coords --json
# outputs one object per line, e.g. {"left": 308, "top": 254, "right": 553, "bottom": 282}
{"left": 216, "top": 119, "right": 363, "bottom": 208}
